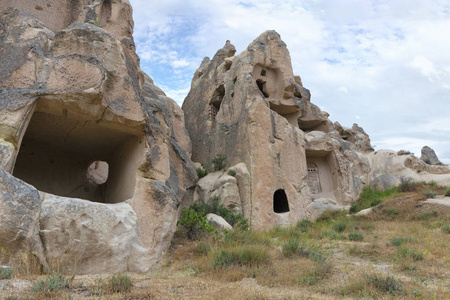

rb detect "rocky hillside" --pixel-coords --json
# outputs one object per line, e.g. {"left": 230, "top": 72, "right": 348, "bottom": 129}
{"left": 1, "top": 0, "right": 450, "bottom": 275}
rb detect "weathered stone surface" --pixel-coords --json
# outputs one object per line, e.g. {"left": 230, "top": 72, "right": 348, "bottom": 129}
{"left": 0, "top": 3, "right": 196, "bottom": 274}
{"left": 207, "top": 213, "right": 233, "bottom": 231}
{"left": 39, "top": 193, "right": 148, "bottom": 274}
{"left": 420, "top": 146, "right": 442, "bottom": 165}
{"left": 368, "top": 150, "right": 450, "bottom": 190}
{"left": 0, "top": 167, "right": 47, "bottom": 269}
{"left": 183, "top": 31, "right": 372, "bottom": 229}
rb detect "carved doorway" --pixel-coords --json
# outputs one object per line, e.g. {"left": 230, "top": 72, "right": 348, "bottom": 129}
{"left": 307, "top": 163, "right": 320, "bottom": 194}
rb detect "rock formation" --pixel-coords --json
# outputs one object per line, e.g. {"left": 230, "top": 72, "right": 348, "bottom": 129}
{"left": 420, "top": 146, "right": 442, "bottom": 165}
{"left": 0, "top": 1, "right": 196, "bottom": 274}
{"left": 182, "top": 31, "right": 372, "bottom": 228}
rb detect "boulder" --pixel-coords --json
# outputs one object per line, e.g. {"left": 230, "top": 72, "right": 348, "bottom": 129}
{"left": 206, "top": 213, "right": 233, "bottom": 231}
{"left": 420, "top": 146, "right": 442, "bottom": 165}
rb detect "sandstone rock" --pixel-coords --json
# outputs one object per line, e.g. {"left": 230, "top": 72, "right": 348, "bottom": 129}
{"left": 206, "top": 213, "right": 233, "bottom": 231}
{"left": 0, "top": 3, "right": 196, "bottom": 274}
{"left": 39, "top": 193, "right": 148, "bottom": 274}
{"left": 420, "top": 146, "right": 442, "bottom": 165}
{"left": 368, "top": 150, "right": 450, "bottom": 190}
{"left": 183, "top": 30, "right": 371, "bottom": 229}
{"left": 0, "top": 167, "right": 47, "bottom": 270}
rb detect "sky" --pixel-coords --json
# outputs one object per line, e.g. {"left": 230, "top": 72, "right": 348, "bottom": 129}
{"left": 129, "top": 0, "right": 450, "bottom": 164}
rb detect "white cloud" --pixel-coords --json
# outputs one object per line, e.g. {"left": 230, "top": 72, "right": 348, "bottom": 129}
{"left": 171, "top": 59, "right": 190, "bottom": 68}
{"left": 129, "top": 0, "right": 450, "bottom": 164}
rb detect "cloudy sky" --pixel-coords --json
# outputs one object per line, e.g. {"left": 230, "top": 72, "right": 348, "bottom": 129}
{"left": 129, "top": 0, "right": 450, "bottom": 163}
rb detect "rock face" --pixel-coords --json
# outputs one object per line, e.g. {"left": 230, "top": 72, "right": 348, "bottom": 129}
{"left": 0, "top": 1, "right": 196, "bottom": 273}
{"left": 420, "top": 146, "right": 442, "bottom": 165}
{"left": 183, "top": 31, "right": 371, "bottom": 229}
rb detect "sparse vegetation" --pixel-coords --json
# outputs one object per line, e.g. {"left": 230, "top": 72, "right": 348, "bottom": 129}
{"left": 227, "top": 169, "right": 236, "bottom": 177}
{"left": 422, "top": 190, "right": 437, "bottom": 198}
{"left": 399, "top": 176, "right": 416, "bottom": 192}
{"left": 178, "top": 209, "right": 217, "bottom": 240}
{"left": 350, "top": 186, "right": 397, "bottom": 213}
{"left": 212, "top": 154, "right": 227, "bottom": 171}
{"left": 445, "top": 186, "right": 450, "bottom": 196}
{"left": 109, "top": 273, "right": 133, "bottom": 293}
{"left": 196, "top": 167, "right": 208, "bottom": 178}
{"left": 0, "top": 266, "right": 13, "bottom": 279}
{"left": 32, "top": 272, "right": 74, "bottom": 295}
{"left": 4, "top": 185, "right": 450, "bottom": 299}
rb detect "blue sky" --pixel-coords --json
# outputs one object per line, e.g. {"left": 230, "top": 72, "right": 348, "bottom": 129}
{"left": 129, "top": 0, "right": 450, "bottom": 163}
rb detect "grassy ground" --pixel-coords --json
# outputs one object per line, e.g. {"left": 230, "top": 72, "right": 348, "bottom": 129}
{"left": 1, "top": 182, "right": 449, "bottom": 299}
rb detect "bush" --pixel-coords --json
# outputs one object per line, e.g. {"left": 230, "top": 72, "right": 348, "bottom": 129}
{"left": 0, "top": 266, "right": 13, "bottom": 279}
{"left": 418, "top": 210, "right": 437, "bottom": 219}
{"left": 212, "top": 154, "right": 226, "bottom": 171}
{"left": 33, "top": 272, "right": 74, "bottom": 294}
{"left": 109, "top": 273, "right": 133, "bottom": 293}
{"left": 399, "top": 176, "right": 416, "bottom": 192}
{"left": 333, "top": 221, "right": 347, "bottom": 233}
{"left": 445, "top": 187, "right": 450, "bottom": 197}
{"left": 282, "top": 239, "right": 300, "bottom": 257}
{"left": 442, "top": 224, "right": 450, "bottom": 234}
{"left": 212, "top": 246, "right": 269, "bottom": 267}
{"left": 196, "top": 242, "right": 211, "bottom": 255}
{"left": 178, "top": 209, "right": 217, "bottom": 240}
{"left": 348, "top": 232, "right": 364, "bottom": 241}
{"left": 296, "top": 219, "right": 314, "bottom": 232}
{"left": 196, "top": 167, "right": 208, "bottom": 179}
{"left": 366, "top": 273, "right": 403, "bottom": 295}
{"left": 227, "top": 169, "right": 236, "bottom": 177}
{"left": 422, "top": 190, "right": 437, "bottom": 198}
{"left": 190, "top": 196, "right": 248, "bottom": 229}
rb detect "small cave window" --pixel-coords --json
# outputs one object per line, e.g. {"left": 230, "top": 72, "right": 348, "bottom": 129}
{"left": 99, "top": 0, "right": 112, "bottom": 26}
{"left": 209, "top": 85, "right": 225, "bottom": 121}
{"left": 307, "top": 163, "right": 320, "bottom": 194}
{"left": 87, "top": 161, "right": 109, "bottom": 184}
{"left": 273, "top": 189, "right": 289, "bottom": 213}
{"left": 208, "top": 104, "right": 220, "bottom": 120}
{"left": 261, "top": 69, "right": 266, "bottom": 76}
{"left": 256, "top": 79, "right": 269, "bottom": 98}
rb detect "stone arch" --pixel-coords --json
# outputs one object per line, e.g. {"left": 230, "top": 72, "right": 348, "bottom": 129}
{"left": 273, "top": 189, "right": 289, "bottom": 213}
{"left": 99, "top": 0, "right": 112, "bottom": 27}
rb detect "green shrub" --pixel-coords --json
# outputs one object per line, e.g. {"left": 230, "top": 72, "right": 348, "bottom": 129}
{"left": 178, "top": 209, "right": 217, "bottom": 240}
{"left": 333, "top": 221, "right": 347, "bottom": 233}
{"left": 196, "top": 242, "right": 211, "bottom": 255}
{"left": 442, "top": 224, "right": 450, "bottom": 234}
{"left": 190, "top": 196, "right": 248, "bottom": 229}
{"left": 227, "top": 169, "right": 236, "bottom": 177}
{"left": 445, "top": 187, "right": 450, "bottom": 197}
{"left": 296, "top": 219, "right": 313, "bottom": 232}
{"left": 399, "top": 176, "right": 416, "bottom": 192}
{"left": 422, "top": 190, "right": 437, "bottom": 199}
{"left": 33, "top": 272, "right": 74, "bottom": 294}
{"left": 0, "top": 266, "right": 13, "bottom": 279}
{"left": 109, "top": 273, "right": 133, "bottom": 293}
{"left": 366, "top": 273, "right": 403, "bottom": 295}
{"left": 282, "top": 239, "right": 300, "bottom": 257}
{"left": 391, "top": 237, "right": 409, "bottom": 247}
{"left": 212, "top": 154, "right": 226, "bottom": 171}
{"left": 418, "top": 210, "right": 438, "bottom": 219}
{"left": 196, "top": 167, "right": 208, "bottom": 179}
{"left": 212, "top": 246, "right": 269, "bottom": 267}
{"left": 348, "top": 232, "right": 364, "bottom": 241}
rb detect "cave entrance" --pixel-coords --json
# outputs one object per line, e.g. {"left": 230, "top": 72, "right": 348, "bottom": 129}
{"left": 273, "top": 189, "right": 289, "bottom": 213}
{"left": 12, "top": 100, "right": 145, "bottom": 203}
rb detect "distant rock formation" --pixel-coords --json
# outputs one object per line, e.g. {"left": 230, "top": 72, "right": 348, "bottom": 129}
{"left": 420, "top": 146, "right": 442, "bottom": 165}
{"left": 182, "top": 31, "right": 372, "bottom": 228}
{"left": 0, "top": 1, "right": 196, "bottom": 274}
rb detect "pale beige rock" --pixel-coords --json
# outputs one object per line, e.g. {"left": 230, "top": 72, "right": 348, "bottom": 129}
{"left": 0, "top": 4, "right": 196, "bottom": 274}
{"left": 368, "top": 150, "right": 450, "bottom": 190}
{"left": 39, "top": 193, "right": 149, "bottom": 274}
{"left": 183, "top": 31, "right": 371, "bottom": 228}
{"left": 206, "top": 213, "right": 233, "bottom": 231}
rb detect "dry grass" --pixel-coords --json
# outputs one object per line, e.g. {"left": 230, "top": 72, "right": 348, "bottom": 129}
{"left": 2, "top": 183, "right": 449, "bottom": 299}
